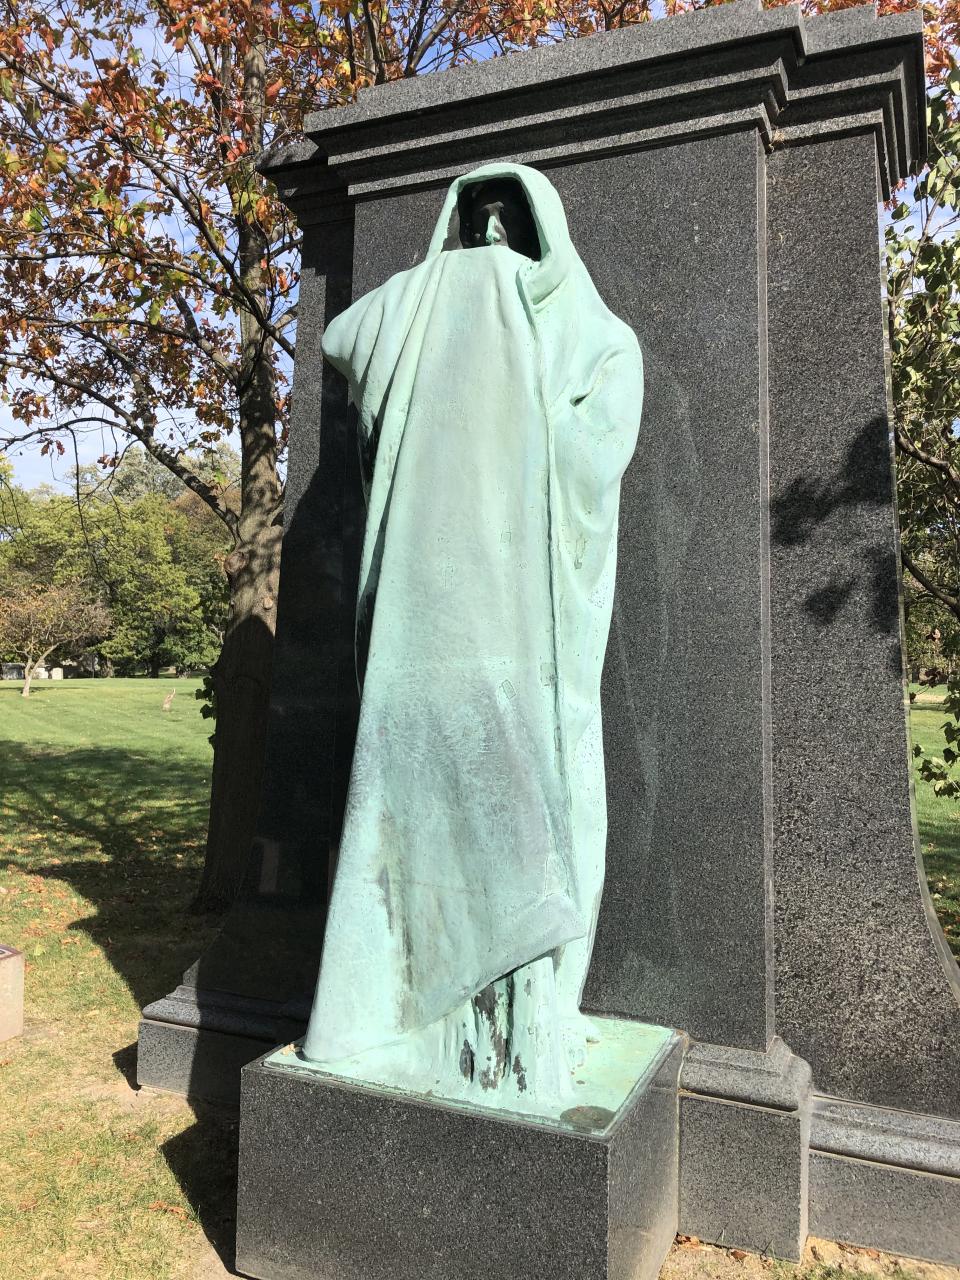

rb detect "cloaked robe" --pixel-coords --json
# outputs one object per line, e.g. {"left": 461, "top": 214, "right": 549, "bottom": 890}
{"left": 302, "top": 163, "right": 643, "bottom": 1065}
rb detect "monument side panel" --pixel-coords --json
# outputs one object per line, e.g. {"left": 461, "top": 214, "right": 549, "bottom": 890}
{"left": 767, "top": 132, "right": 960, "bottom": 1117}
{"left": 576, "top": 133, "right": 772, "bottom": 1050}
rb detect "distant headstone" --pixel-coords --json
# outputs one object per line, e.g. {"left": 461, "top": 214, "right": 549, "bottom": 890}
{"left": 49, "top": 668, "right": 63, "bottom": 681}
{"left": 0, "top": 946, "right": 24, "bottom": 1043}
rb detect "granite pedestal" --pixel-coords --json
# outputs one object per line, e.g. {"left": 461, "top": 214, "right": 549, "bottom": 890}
{"left": 0, "top": 945, "right": 23, "bottom": 1043}
{"left": 809, "top": 1098, "right": 960, "bottom": 1266}
{"left": 679, "top": 1038, "right": 811, "bottom": 1260}
{"left": 236, "top": 1026, "right": 685, "bottom": 1280}
{"left": 137, "top": 0, "right": 960, "bottom": 1267}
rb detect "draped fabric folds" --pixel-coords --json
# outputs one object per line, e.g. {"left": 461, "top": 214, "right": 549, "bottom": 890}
{"left": 302, "top": 163, "right": 643, "bottom": 1064}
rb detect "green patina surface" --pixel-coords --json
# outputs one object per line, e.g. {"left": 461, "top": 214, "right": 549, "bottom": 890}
{"left": 297, "top": 163, "right": 644, "bottom": 1113}
{"left": 269, "top": 1018, "right": 675, "bottom": 1134}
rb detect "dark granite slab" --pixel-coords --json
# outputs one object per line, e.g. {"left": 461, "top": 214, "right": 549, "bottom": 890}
{"left": 236, "top": 1033, "right": 684, "bottom": 1280}
{"left": 677, "top": 1037, "right": 812, "bottom": 1260}
{"left": 809, "top": 1151, "right": 960, "bottom": 1266}
{"left": 679, "top": 1094, "right": 809, "bottom": 1261}
{"left": 811, "top": 1096, "right": 960, "bottom": 1179}
{"left": 681, "top": 1037, "right": 811, "bottom": 1110}
{"left": 137, "top": 1018, "right": 273, "bottom": 1107}
{"left": 273, "top": 1, "right": 923, "bottom": 201}
{"left": 574, "top": 134, "right": 773, "bottom": 1049}
{"left": 766, "top": 130, "right": 960, "bottom": 1120}
{"left": 807, "top": 1092, "right": 960, "bottom": 1263}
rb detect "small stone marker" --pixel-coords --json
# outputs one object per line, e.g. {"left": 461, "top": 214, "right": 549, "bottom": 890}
{"left": 0, "top": 945, "right": 24, "bottom": 1043}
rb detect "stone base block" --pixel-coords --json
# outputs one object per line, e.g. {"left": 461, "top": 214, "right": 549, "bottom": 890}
{"left": 678, "top": 1039, "right": 811, "bottom": 1260}
{"left": 137, "top": 984, "right": 309, "bottom": 1106}
{"left": 0, "top": 945, "right": 24, "bottom": 1043}
{"left": 809, "top": 1098, "right": 960, "bottom": 1266}
{"left": 137, "top": 1017, "right": 275, "bottom": 1106}
{"left": 236, "top": 1029, "right": 685, "bottom": 1280}
{"left": 810, "top": 1153, "right": 960, "bottom": 1265}
{"left": 680, "top": 1094, "right": 809, "bottom": 1259}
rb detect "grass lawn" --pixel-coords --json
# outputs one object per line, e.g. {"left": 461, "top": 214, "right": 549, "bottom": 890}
{"left": 908, "top": 686, "right": 960, "bottom": 957}
{"left": 0, "top": 678, "right": 957, "bottom": 1280}
{"left": 0, "top": 678, "right": 230, "bottom": 1280}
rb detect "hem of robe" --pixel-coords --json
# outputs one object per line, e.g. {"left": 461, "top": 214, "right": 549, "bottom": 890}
{"left": 300, "top": 887, "right": 587, "bottom": 1064}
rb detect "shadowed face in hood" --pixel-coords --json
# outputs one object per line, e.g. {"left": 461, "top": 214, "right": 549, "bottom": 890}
{"left": 430, "top": 163, "right": 578, "bottom": 304}
{"left": 457, "top": 178, "right": 542, "bottom": 261}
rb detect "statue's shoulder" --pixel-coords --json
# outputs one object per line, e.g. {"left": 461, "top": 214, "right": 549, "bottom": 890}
{"left": 367, "top": 255, "right": 439, "bottom": 302}
{"left": 600, "top": 306, "right": 643, "bottom": 368}
{"left": 569, "top": 265, "right": 642, "bottom": 365}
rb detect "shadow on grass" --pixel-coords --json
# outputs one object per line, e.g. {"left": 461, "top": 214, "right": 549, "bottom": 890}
{"left": 112, "top": 1042, "right": 140, "bottom": 1088}
{"left": 1, "top": 743, "right": 221, "bottom": 1011}
{"left": 2, "top": 739, "right": 239, "bottom": 1264}
{"left": 162, "top": 1104, "right": 240, "bottom": 1274}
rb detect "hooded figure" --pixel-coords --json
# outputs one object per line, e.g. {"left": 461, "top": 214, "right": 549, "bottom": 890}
{"left": 301, "top": 163, "right": 643, "bottom": 1107}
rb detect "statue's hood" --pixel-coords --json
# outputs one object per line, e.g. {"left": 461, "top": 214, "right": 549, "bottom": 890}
{"left": 427, "top": 162, "right": 573, "bottom": 307}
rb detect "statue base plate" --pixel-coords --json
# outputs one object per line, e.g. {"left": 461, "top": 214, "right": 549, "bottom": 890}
{"left": 236, "top": 1022, "right": 685, "bottom": 1280}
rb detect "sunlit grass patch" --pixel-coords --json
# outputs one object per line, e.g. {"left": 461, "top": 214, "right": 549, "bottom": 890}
{"left": 0, "top": 678, "right": 223, "bottom": 1279}
{"left": 909, "top": 694, "right": 960, "bottom": 958}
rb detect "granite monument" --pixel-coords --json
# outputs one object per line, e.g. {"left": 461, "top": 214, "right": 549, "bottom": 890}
{"left": 137, "top": 0, "right": 960, "bottom": 1268}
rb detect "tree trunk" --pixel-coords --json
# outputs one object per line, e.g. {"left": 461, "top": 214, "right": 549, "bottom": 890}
{"left": 192, "top": 26, "right": 282, "bottom": 913}
{"left": 22, "top": 645, "right": 55, "bottom": 698}
{"left": 193, "top": 514, "right": 281, "bottom": 911}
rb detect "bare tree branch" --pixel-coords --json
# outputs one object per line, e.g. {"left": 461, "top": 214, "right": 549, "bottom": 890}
{"left": 902, "top": 548, "right": 960, "bottom": 624}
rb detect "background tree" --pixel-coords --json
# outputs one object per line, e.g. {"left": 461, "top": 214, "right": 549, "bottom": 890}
{"left": 0, "top": 578, "right": 109, "bottom": 695}
{"left": 890, "top": 83, "right": 960, "bottom": 626}
{"left": 0, "top": 0, "right": 583, "bottom": 909}
{"left": 0, "top": 474, "right": 231, "bottom": 678}
{"left": 90, "top": 494, "right": 228, "bottom": 677}
{"left": 0, "top": 0, "right": 957, "bottom": 906}
{"left": 886, "top": 79, "right": 960, "bottom": 796}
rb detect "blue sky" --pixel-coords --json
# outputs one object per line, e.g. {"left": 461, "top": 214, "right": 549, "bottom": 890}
{"left": 8, "top": 443, "right": 102, "bottom": 490}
